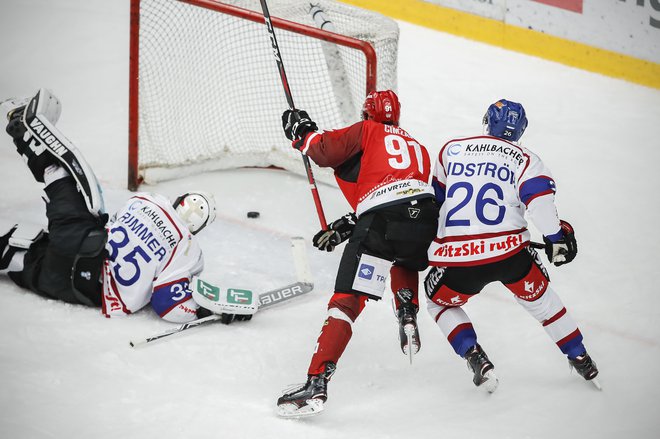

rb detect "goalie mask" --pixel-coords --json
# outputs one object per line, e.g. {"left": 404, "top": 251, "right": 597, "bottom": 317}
{"left": 483, "top": 99, "right": 528, "bottom": 142}
{"left": 362, "top": 90, "right": 400, "bottom": 126}
{"left": 173, "top": 191, "right": 217, "bottom": 235}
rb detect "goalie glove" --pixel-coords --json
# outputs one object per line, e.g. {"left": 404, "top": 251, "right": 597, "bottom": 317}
{"left": 312, "top": 212, "right": 357, "bottom": 252}
{"left": 282, "top": 109, "right": 318, "bottom": 144}
{"left": 543, "top": 219, "right": 577, "bottom": 267}
{"left": 190, "top": 276, "right": 258, "bottom": 324}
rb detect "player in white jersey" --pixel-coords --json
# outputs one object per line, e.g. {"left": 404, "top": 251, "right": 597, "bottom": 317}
{"left": 425, "top": 99, "right": 599, "bottom": 391}
{"left": 0, "top": 89, "right": 236, "bottom": 323}
{"left": 102, "top": 191, "right": 214, "bottom": 321}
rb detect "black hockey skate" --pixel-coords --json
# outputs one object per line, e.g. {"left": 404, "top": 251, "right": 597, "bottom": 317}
{"left": 395, "top": 288, "right": 420, "bottom": 363}
{"left": 277, "top": 362, "right": 336, "bottom": 418}
{"left": 465, "top": 344, "right": 499, "bottom": 393}
{"left": 2, "top": 97, "right": 29, "bottom": 122}
{"left": 569, "top": 352, "right": 601, "bottom": 390}
{"left": 4, "top": 98, "right": 57, "bottom": 183}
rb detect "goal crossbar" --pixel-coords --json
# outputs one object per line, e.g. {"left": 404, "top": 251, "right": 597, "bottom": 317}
{"left": 128, "top": 0, "right": 382, "bottom": 190}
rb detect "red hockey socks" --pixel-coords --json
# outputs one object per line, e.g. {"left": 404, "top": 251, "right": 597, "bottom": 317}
{"left": 390, "top": 265, "right": 419, "bottom": 309}
{"left": 307, "top": 293, "right": 367, "bottom": 376}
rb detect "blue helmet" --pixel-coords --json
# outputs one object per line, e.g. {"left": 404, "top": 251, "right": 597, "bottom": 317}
{"left": 483, "top": 99, "right": 528, "bottom": 142}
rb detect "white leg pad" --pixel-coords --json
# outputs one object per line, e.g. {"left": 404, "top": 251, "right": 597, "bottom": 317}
{"left": 22, "top": 89, "right": 104, "bottom": 216}
{"left": 8, "top": 223, "right": 45, "bottom": 249}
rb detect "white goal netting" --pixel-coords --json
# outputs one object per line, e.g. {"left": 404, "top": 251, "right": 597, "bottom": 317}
{"left": 134, "top": 0, "right": 399, "bottom": 185}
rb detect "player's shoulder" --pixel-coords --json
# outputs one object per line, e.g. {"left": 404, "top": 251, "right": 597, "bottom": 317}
{"left": 127, "top": 192, "right": 173, "bottom": 208}
{"left": 438, "top": 134, "right": 482, "bottom": 156}
{"left": 123, "top": 192, "right": 185, "bottom": 226}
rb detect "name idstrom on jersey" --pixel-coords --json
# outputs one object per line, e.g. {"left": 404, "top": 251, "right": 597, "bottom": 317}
{"left": 429, "top": 136, "right": 559, "bottom": 267}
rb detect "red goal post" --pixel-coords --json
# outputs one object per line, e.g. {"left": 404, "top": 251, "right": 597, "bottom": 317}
{"left": 128, "top": 0, "right": 398, "bottom": 190}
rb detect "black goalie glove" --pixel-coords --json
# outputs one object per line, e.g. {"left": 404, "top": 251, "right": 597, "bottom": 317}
{"left": 196, "top": 307, "right": 253, "bottom": 324}
{"left": 312, "top": 212, "right": 357, "bottom": 252}
{"left": 543, "top": 219, "right": 577, "bottom": 266}
{"left": 282, "top": 109, "right": 318, "bottom": 142}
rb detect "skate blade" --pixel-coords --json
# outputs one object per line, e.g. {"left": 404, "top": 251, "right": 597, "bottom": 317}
{"left": 482, "top": 370, "right": 499, "bottom": 394}
{"left": 402, "top": 324, "right": 419, "bottom": 364}
{"left": 277, "top": 399, "right": 325, "bottom": 418}
{"left": 589, "top": 377, "right": 603, "bottom": 391}
{"left": 569, "top": 364, "right": 602, "bottom": 390}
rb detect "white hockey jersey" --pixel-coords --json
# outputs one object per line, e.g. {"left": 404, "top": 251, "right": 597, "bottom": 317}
{"left": 428, "top": 135, "right": 562, "bottom": 266}
{"left": 101, "top": 193, "right": 203, "bottom": 322}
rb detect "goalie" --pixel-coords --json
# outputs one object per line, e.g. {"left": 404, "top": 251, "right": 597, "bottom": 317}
{"left": 0, "top": 89, "right": 256, "bottom": 324}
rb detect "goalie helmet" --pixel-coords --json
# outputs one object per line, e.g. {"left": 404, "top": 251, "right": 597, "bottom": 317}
{"left": 483, "top": 99, "right": 528, "bottom": 142}
{"left": 362, "top": 90, "right": 400, "bottom": 126}
{"left": 173, "top": 191, "right": 217, "bottom": 235}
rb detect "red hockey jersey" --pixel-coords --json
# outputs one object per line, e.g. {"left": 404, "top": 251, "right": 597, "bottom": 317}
{"left": 299, "top": 120, "right": 434, "bottom": 216}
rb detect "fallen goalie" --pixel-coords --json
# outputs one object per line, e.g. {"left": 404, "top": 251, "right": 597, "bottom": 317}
{"left": 0, "top": 88, "right": 312, "bottom": 329}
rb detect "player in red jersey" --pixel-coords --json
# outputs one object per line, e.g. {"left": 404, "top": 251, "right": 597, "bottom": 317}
{"left": 276, "top": 90, "right": 438, "bottom": 417}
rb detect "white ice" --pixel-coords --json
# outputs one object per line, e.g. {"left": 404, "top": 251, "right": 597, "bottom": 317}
{"left": 1, "top": 1, "right": 659, "bottom": 438}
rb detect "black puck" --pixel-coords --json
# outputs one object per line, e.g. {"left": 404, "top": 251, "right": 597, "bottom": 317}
{"left": 247, "top": 211, "right": 260, "bottom": 218}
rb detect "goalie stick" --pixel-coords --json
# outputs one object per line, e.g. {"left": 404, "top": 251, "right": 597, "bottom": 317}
{"left": 128, "top": 282, "right": 313, "bottom": 347}
{"left": 129, "top": 237, "right": 313, "bottom": 348}
{"left": 258, "top": 0, "right": 328, "bottom": 230}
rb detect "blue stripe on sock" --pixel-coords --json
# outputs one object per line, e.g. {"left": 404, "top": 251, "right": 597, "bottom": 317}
{"left": 450, "top": 327, "right": 478, "bottom": 357}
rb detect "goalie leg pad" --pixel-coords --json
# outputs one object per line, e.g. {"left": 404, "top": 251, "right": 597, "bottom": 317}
{"left": 7, "top": 223, "right": 45, "bottom": 250}
{"left": 1, "top": 224, "right": 20, "bottom": 272}
{"left": 22, "top": 88, "right": 105, "bottom": 216}
{"left": 4, "top": 100, "right": 55, "bottom": 183}
{"left": 1, "top": 223, "right": 48, "bottom": 289}
{"left": 2, "top": 222, "right": 46, "bottom": 272}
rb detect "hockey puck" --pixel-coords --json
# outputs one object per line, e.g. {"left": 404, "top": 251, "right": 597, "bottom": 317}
{"left": 247, "top": 211, "right": 260, "bottom": 219}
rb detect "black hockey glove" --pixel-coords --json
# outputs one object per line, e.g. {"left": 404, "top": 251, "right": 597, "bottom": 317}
{"left": 312, "top": 212, "right": 357, "bottom": 252}
{"left": 196, "top": 306, "right": 213, "bottom": 319}
{"left": 543, "top": 219, "right": 577, "bottom": 267}
{"left": 282, "top": 109, "right": 318, "bottom": 142}
{"left": 219, "top": 313, "right": 253, "bottom": 324}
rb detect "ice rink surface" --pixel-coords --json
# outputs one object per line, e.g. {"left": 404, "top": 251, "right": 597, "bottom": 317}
{"left": 1, "top": 1, "right": 659, "bottom": 438}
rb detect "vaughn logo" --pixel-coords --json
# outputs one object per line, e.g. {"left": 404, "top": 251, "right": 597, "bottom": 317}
{"left": 28, "top": 118, "right": 68, "bottom": 157}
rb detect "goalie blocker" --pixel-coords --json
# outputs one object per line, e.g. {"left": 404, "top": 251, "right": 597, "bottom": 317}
{"left": 128, "top": 237, "right": 314, "bottom": 347}
{"left": 191, "top": 236, "right": 312, "bottom": 317}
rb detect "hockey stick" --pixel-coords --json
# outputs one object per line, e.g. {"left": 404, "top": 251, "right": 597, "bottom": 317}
{"left": 129, "top": 237, "right": 314, "bottom": 347}
{"left": 129, "top": 314, "right": 222, "bottom": 347}
{"left": 258, "top": 0, "right": 328, "bottom": 230}
{"left": 128, "top": 281, "right": 314, "bottom": 348}
{"left": 529, "top": 241, "right": 546, "bottom": 250}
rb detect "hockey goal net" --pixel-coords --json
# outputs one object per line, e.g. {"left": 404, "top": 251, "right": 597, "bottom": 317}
{"left": 128, "top": 0, "right": 399, "bottom": 189}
